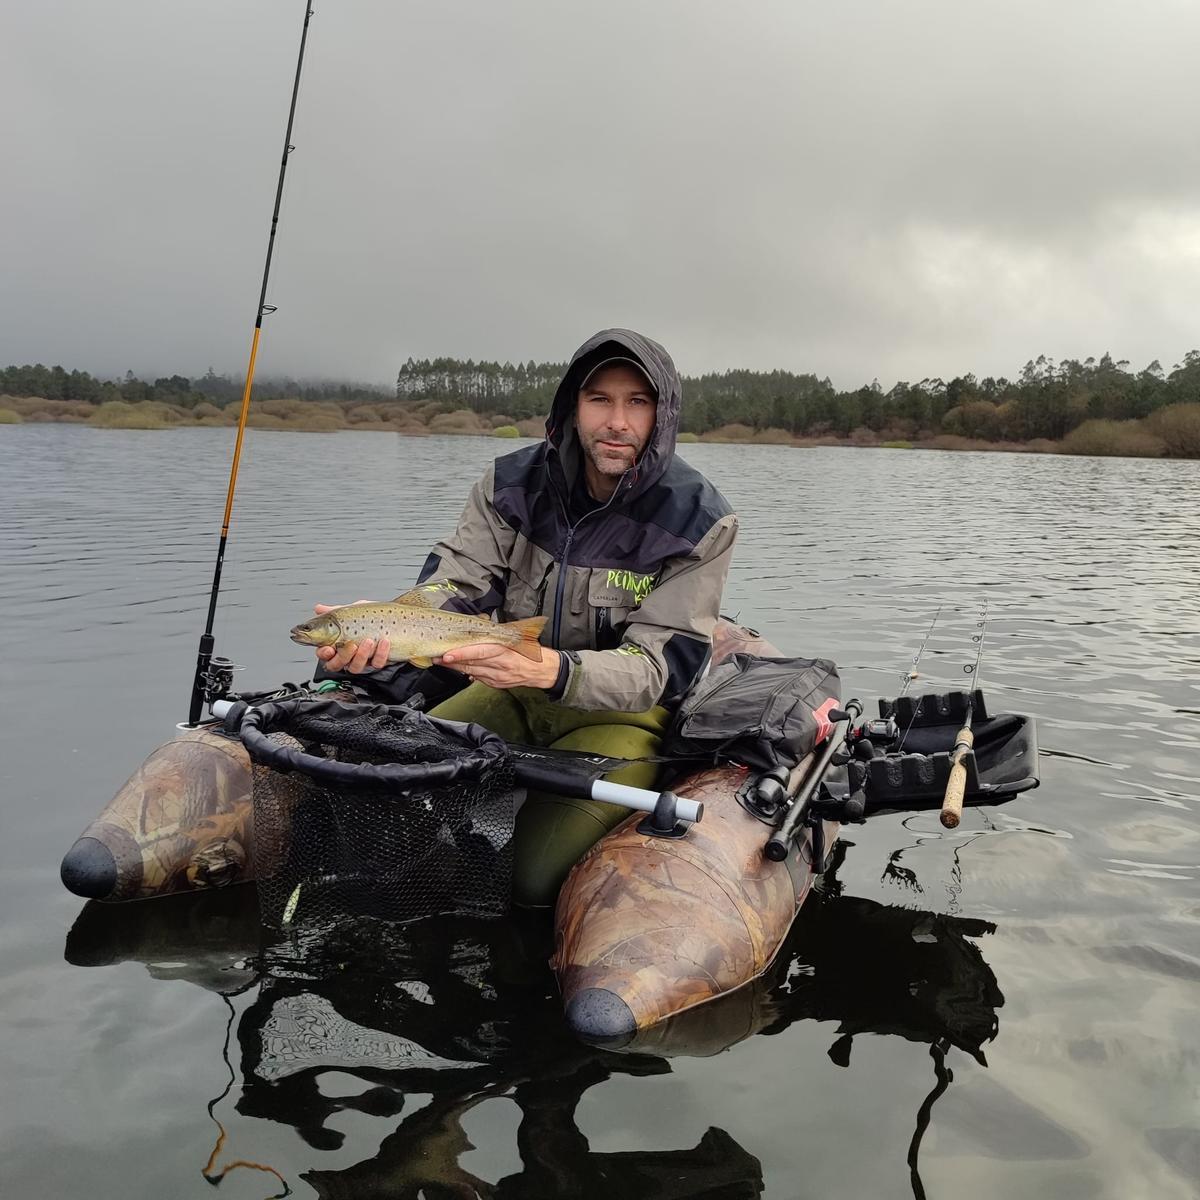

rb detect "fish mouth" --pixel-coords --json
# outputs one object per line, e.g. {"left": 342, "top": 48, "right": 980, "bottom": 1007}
{"left": 290, "top": 615, "right": 341, "bottom": 647}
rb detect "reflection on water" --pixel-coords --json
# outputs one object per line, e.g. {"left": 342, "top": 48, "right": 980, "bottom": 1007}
{"left": 65, "top": 847, "right": 1006, "bottom": 1200}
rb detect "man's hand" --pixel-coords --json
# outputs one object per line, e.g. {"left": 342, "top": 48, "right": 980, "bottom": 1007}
{"left": 312, "top": 602, "right": 391, "bottom": 673}
{"left": 439, "top": 643, "right": 561, "bottom": 690}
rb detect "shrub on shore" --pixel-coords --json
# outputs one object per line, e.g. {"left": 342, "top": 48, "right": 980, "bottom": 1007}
{"left": 926, "top": 434, "right": 977, "bottom": 451}
{"left": 429, "top": 409, "right": 487, "bottom": 435}
{"left": 88, "top": 401, "right": 168, "bottom": 429}
{"left": 700, "top": 423, "right": 755, "bottom": 443}
{"left": 5, "top": 395, "right": 94, "bottom": 421}
{"left": 0, "top": 407, "right": 21, "bottom": 423}
{"left": 290, "top": 407, "right": 347, "bottom": 433}
{"left": 676, "top": 431, "right": 699, "bottom": 443}
{"left": 248, "top": 411, "right": 289, "bottom": 430}
{"left": 1061, "top": 419, "right": 1166, "bottom": 458}
{"left": 1144, "top": 403, "right": 1200, "bottom": 457}
{"left": 493, "top": 425, "right": 520, "bottom": 438}
{"left": 750, "top": 427, "right": 794, "bottom": 445}
{"left": 191, "top": 402, "right": 229, "bottom": 423}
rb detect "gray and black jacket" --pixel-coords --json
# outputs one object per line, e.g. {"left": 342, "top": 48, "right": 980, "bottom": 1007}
{"left": 418, "top": 329, "right": 738, "bottom": 713}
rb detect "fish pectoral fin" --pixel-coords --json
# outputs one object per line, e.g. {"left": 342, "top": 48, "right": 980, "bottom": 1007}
{"left": 392, "top": 584, "right": 452, "bottom": 609}
{"left": 408, "top": 655, "right": 435, "bottom": 669}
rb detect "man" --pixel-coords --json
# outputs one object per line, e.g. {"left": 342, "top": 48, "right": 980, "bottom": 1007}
{"left": 314, "top": 329, "right": 737, "bottom": 906}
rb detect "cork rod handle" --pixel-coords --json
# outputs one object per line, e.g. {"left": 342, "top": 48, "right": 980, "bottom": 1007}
{"left": 939, "top": 726, "right": 974, "bottom": 829}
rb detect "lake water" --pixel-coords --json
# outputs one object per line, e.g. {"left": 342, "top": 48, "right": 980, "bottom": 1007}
{"left": 1, "top": 424, "right": 1197, "bottom": 1199}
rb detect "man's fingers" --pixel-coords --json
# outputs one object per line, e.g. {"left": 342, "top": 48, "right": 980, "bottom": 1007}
{"left": 315, "top": 634, "right": 387, "bottom": 673}
{"left": 331, "top": 647, "right": 356, "bottom": 671}
{"left": 324, "top": 640, "right": 363, "bottom": 672}
{"left": 348, "top": 638, "right": 377, "bottom": 673}
{"left": 439, "top": 642, "right": 510, "bottom": 665}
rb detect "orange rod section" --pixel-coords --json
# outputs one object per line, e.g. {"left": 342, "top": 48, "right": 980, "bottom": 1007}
{"left": 220, "top": 325, "right": 263, "bottom": 537}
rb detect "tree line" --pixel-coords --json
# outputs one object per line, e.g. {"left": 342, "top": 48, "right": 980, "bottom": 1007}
{"left": 394, "top": 351, "right": 1200, "bottom": 443}
{"left": 4, "top": 350, "right": 1200, "bottom": 448}
{"left": 0, "top": 364, "right": 387, "bottom": 409}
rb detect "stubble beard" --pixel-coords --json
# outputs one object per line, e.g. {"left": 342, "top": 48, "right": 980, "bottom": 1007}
{"left": 582, "top": 431, "right": 641, "bottom": 478}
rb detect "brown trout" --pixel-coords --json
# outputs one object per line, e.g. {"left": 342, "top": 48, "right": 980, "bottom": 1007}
{"left": 289, "top": 585, "right": 547, "bottom": 668}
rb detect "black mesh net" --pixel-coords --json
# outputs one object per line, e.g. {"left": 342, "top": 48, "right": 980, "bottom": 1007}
{"left": 239, "top": 700, "right": 516, "bottom": 931}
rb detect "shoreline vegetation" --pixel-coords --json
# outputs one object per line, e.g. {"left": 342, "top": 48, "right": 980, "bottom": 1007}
{"left": 2, "top": 354, "right": 1199, "bottom": 458}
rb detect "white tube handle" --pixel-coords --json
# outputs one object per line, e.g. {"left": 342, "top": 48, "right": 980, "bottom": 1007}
{"left": 591, "top": 780, "right": 703, "bottom": 823}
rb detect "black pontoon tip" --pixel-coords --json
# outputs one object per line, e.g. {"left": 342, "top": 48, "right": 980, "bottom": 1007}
{"left": 564, "top": 987, "right": 637, "bottom": 1047}
{"left": 60, "top": 837, "right": 117, "bottom": 900}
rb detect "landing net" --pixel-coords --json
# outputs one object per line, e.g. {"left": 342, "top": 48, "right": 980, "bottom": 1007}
{"left": 237, "top": 700, "right": 516, "bottom": 930}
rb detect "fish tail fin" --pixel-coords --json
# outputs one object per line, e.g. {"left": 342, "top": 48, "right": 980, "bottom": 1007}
{"left": 506, "top": 615, "right": 549, "bottom": 661}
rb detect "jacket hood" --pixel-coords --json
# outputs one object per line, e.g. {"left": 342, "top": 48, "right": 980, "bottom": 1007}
{"left": 546, "top": 328, "right": 682, "bottom": 504}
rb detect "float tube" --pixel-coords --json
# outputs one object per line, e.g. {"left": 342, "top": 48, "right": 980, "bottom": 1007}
{"left": 60, "top": 619, "right": 1038, "bottom": 1043}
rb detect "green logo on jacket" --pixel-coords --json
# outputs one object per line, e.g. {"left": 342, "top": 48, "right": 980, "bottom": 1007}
{"left": 606, "top": 569, "right": 657, "bottom": 604}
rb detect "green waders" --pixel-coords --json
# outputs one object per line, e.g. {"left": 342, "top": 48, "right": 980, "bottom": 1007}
{"left": 428, "top": 684, "right": 669, "bottom": 909}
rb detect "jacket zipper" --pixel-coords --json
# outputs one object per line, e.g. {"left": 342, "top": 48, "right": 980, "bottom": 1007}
{"left": 549, "top": 472, "right": 628, "bottom": 649}
{"left": 594, "top": 605, "right": 610, "bottom": 650}
{"left": 551, "top": 524, "right": 576, "bottom": 647}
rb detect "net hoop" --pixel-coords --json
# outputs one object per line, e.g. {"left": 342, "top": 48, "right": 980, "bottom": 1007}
{"left": 234, "top": 699, "right": 508, "bottom": 789}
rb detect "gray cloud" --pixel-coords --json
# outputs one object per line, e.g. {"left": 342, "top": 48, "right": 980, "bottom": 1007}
{"left": 3, "top": 0, "right": 1199, "bottom": 390}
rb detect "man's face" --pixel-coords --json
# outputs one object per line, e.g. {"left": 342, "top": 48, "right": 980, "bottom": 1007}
{"left": 575, "top": 363, "right": 657, "bottom": 487}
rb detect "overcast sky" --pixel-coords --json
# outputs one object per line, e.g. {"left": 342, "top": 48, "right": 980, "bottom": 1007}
{"left": 3, "top": 0, "right": 1199, "bottom": 389}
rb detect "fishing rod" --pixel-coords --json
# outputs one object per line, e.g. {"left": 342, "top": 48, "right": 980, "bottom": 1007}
{"left": 939, "top": 601, "right": 989, "bottom": 829}
{"left": 896, "top": 604, "right": 942, "bottom": 751}
{"left": 756, "top": 602, "right": 1004, "bottom": 860}
{"left": 900, "top": 605, "right": 942, "bottom": 700}
{"left": 755, "top": 604, "right": 950, "bottom": 859}
{"left": 186, "top": 0, "right": 316, "bottom": 727}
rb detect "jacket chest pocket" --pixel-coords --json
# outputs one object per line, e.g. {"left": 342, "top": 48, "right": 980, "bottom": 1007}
{"left": 587, "top": 567, "right": 654, "bottom": 650}
{"left": 504, "top": 552, "right": 554, "bottom": 622}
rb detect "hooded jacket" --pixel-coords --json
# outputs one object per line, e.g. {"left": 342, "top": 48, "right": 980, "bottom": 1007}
{"left": 416, "top": 329, "right": 738, "bottom": 712}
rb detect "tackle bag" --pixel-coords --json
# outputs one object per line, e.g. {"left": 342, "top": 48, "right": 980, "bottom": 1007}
{"left": 662, "top": 653, "right": 841, "bottom": 772}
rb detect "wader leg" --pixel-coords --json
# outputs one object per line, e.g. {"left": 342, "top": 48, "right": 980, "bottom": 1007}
{"left": 512, "top": 724, "right": 662, "bottom": 910}
{"left": 431, "top": 685, "right": 667, "bottom": 909}
{"left": 427, "top": 682, "right": 532, "bottom": 743}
